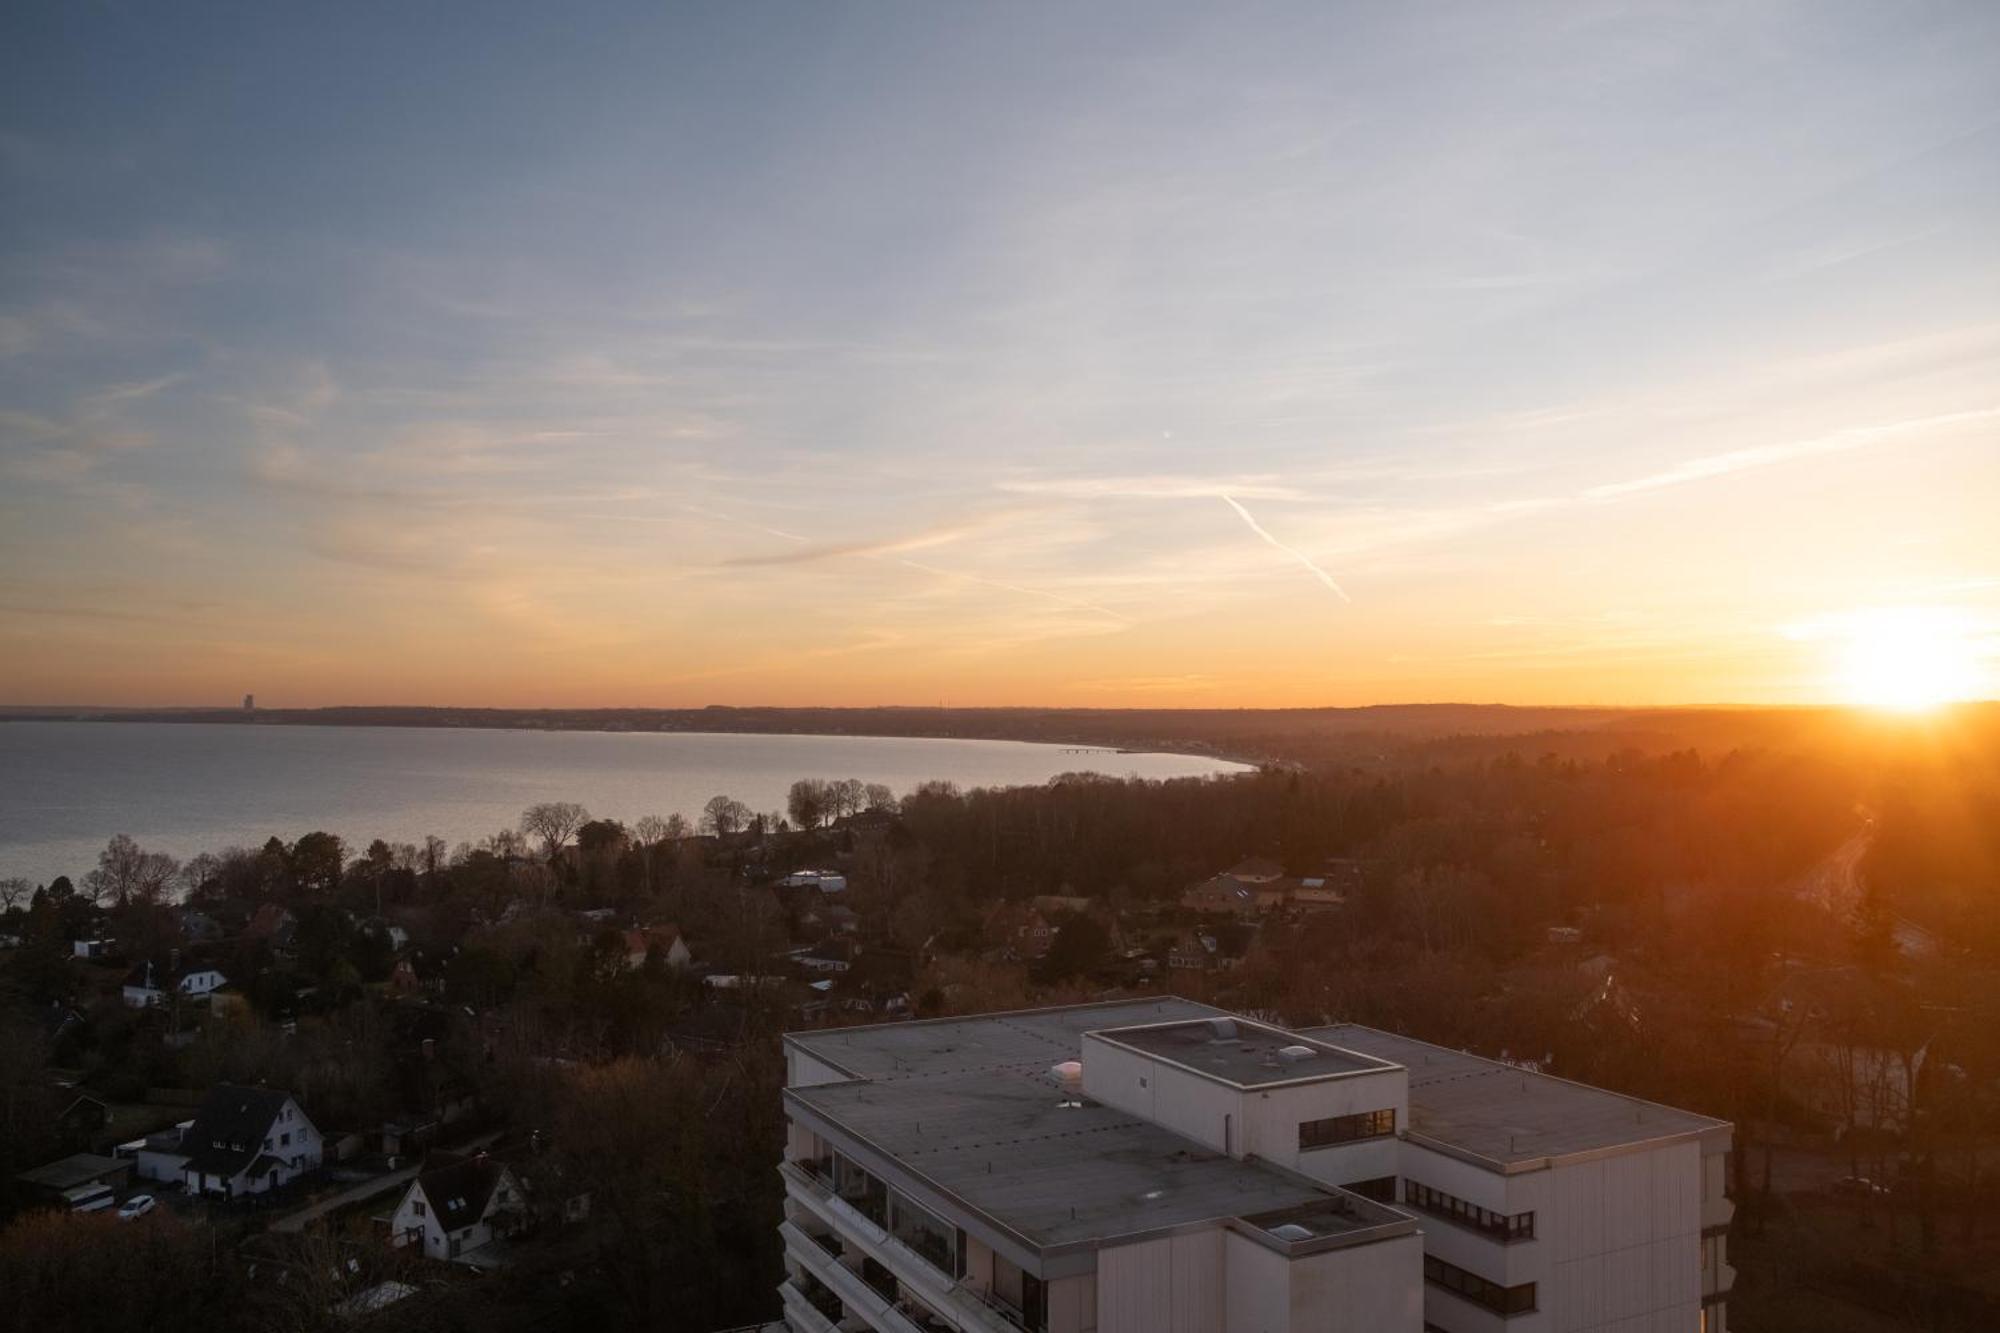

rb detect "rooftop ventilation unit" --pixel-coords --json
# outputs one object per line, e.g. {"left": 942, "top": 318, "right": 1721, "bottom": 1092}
{"left": 1203, "top": 1017, "right": 1238, "bottom": 1042}
{"left": 1269, "top": 1222, "right": 1315, "bottom": 1242}
{"left": 1277, "top": 1045, "right": 1317, "bottom": 1065}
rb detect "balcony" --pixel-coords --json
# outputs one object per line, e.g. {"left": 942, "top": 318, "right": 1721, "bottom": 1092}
{"left": 782, "top": 1221, "right": 929, "bottom": 1333}
{"left": 780, "top": 1160, "right": 1046, "bottom": 1333}
{"left": 776, "top": 1280, "right": 840, "bottom": 1328}
{"left": 946, "top": 1284, "right": 1038, "bottom": 1333}
{"left": 782, "top": 1281, "right": 840, "bottom": 1333}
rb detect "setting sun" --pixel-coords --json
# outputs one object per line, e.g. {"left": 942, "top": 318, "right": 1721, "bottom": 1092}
{"left": 1827, "top": 608, "right": 1988, "bottom": 712}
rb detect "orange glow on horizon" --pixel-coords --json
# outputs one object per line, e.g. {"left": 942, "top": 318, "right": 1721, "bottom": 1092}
{"left": 1807, "top": 608, "right": 1994, "bottom": 714}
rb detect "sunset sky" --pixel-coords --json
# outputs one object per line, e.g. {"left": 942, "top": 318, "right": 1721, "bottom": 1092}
{"left": 3, "top": 2, "right": 1997, "bottom": 709}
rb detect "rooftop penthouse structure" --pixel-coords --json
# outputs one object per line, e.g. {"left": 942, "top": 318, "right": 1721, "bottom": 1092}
{"left": 778, "top": 998, "right": 1733, "bottom": 1333}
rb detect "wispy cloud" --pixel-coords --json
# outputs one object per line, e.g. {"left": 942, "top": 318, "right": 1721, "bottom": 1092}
{"left": 1582, "top": 407, "right": 2000, "bottom": 502}
{"left": 1219, "top": 495, "right": 1351, "bottom": 603}
{"left": 999, "top": 474, "right": 1308, "bottom": 501}
{"left": 721, "top": 509, "right": 1026, "bottom": 567}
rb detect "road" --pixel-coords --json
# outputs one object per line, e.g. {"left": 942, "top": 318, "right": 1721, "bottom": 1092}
{"left": 1795, "top": 824, "right": 1873, "bottom": 918}
{"left": 269, "top": 1129, "right": 500, "bottom": 1233}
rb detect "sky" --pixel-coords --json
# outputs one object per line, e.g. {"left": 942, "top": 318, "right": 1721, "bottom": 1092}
{"left": 2, "top": 1, "right": 1997, "bottom": 710}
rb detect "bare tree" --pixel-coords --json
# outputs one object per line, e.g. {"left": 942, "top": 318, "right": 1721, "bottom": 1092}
{"left": 633, "top": 815, "right": 669, "bottom": 846}
{"left": 663, "top": 812, "right": 691, "bottom": 840}
{"left": 863, "top": 782, "right": 897, "bottom": 813}
{"left": 0, "top": 877, "right": 29, "bottom": 912}
{"left": 701, "top": 795, "right": 750, "bottom": 836}
{"left": 82, "top": 834, "right": 179, "bottom": 907}
{"left": 787, "top": 779, "right": 830, "bottom": 830}
{"left": 484, "top": 828, "right": 528, "bottom": 860}
{"left": 519, "top": 802, "right": 590, "bottom": 862}
{"left": 833, "top": 777, "right": 867, "bottom": 820}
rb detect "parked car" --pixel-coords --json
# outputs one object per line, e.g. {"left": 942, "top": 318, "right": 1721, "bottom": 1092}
{"left": 1833, "top": 1176, "right": 1890, "bottom": 1199}
{"left": 116, "top": 1194, "right": 156, "bottom": 1221}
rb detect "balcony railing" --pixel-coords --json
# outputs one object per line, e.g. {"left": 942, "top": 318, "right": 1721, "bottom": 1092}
{"left": 955, "top": 1283, "right": 1039, "bottom": 1333}
{"left": 862, "top": 1263, "right": 898, "bottom": 1303}
{"left": 782, "top": 1284, "right": 839, "bottom": 1333}
{"left": 801, "top": 1281, "right": 843, "bottom": 1325}
{"left": 896, "top": 1297, "right": 957, "bottom": 1333}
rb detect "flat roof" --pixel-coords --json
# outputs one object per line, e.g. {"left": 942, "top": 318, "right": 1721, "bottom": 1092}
{"left": 15, "top": 1153, "right": 127, "bottom": 1191}
{"left": 1302, "top": 1024, "right": 1728, "bottom": 1167}
{"left": 789, "top": 996, "right": 1222, "bottom": 1083}
{"left": 787, "top": 999, "right": 1388, "bottom": 1254}
{"left": 789, "top": 1067, "right": 1339, "bottom": 1252}
{"left": 1088, "top": 1017, "right": 1394, "bottom": 1087}
{"left": 1238, "top": 1193, "right": 1413, "bottom": 1255}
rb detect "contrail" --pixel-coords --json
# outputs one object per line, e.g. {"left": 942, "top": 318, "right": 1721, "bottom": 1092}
{"left": 1220, "top": 495, "right": 1351, "bottom": 602}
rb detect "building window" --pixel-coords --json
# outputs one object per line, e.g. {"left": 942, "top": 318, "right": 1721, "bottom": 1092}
{"left": 889, "top": 1190, "right": 959, "bottom": 1277}
{"left": 1299, "top": 1108, "right": 1395, "bottom": 1150}
{"left": 1423, "top": 1255, "right": 1535, "bottom": 1316}
{"left": 1402, "top": 1179, "right": 1534, "bottom": 1242}
{"left": 833, "top": 1154, "right": 888, "bottom": 1228}
{"left": 413, "top": 1200, "right": 425, "bottom": 1217}
{"left": 1343, "top": 1175, "right": 1397, "bottom": 1203}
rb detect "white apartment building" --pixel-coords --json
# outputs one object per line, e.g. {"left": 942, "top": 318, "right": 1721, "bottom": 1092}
{"left": 778, "top": 998, "right": 1733, "bottom": 1333}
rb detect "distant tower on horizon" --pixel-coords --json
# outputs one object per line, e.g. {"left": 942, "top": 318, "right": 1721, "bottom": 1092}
{"left": 243, "top": 693, "right": 255, "bottom": 712}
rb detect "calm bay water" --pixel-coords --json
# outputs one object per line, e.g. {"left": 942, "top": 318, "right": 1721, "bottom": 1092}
{"left": 0, "top": 721, "right": 1249, "bottom": 885}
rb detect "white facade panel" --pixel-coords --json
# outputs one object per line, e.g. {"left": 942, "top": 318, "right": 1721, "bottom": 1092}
{"left": 1292, "top": 1232, "right": 1426, "bottom": 1332}
{"left": 1170, "top": 1228, "right": 1224, "bottom": 1333}
{"left": 1097, "top": 1237, "right": 1174, "bottom": 1333}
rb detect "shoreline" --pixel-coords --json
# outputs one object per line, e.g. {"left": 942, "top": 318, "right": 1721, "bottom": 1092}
{"left": 0, "top": 707, "right": 1284, "bottom": 772}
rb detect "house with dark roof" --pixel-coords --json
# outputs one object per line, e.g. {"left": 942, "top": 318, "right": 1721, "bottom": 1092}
{"left": 388, "top": 1151, "right": 527, "bottom": 1263}
{"left": 1182, "top": 862, "right": 1303, "bottom": 917}
{"left": 122, "top": 957, "right": 229, "bottom": 1008}
{"left": 179, "top": 1083, "right": 323, "bottom": 1199}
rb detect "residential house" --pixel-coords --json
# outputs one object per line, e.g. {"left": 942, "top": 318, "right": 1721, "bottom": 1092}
{"left": 982, "top": 901, "right": 1054, "bottom": 961}
{"left": 622, "top": 924, "right": 692, "bottom": 970}
{"left": 179, "top": 1083, "right": 323, "bottom": 1199}
{"left": 122, "top": 958, "right": 229, "bottom": 1008}
{"left": 245, "top": 904, "right": 298, "bottom": 949}
{"left": 1290, "top": 876, "right": 1349, "bottom": 911}
{"left": 389, "top": 1152, "right": 528, "bottom": 1263}
{"left": 779, "top": 869, "right": 848, "bottom": 894}
{"left": 132, "top": 1119, "right": 197, "bottom": 1183}
{"left": 55, "top": 1092, "right": 109, "bottom": 1146}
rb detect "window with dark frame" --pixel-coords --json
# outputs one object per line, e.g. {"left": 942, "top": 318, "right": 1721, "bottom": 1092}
{"left": 1423, "top": 1255, "right": 1536, "bottom": 1316}
{"left": 1401, "top": 1179, "right": 1534, "bottom": 1242}
{"left": 1298, "top": 1108, "right": 1396, "bottom": 1150}
{"left": 1342, "top": 1174, "right": 1397, "bottom": 1203}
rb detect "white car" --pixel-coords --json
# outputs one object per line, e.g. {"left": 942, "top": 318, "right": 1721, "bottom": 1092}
{"left": 115, "top": 1194, "right": 156, "bottom": 1221}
